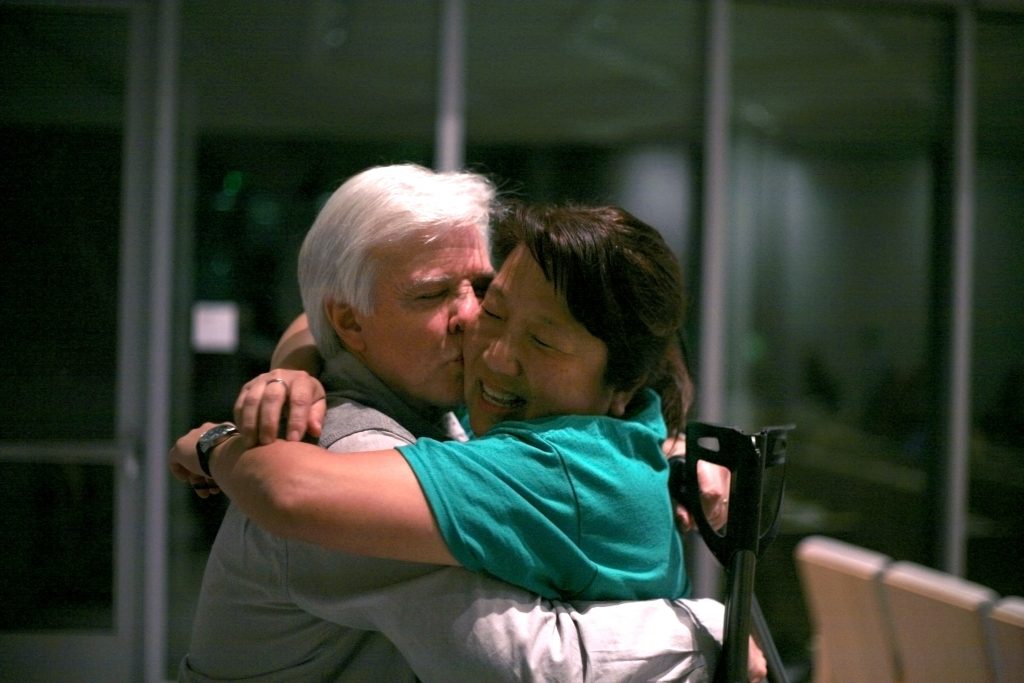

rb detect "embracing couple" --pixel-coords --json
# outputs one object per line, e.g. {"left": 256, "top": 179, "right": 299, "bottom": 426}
{"left": 170, "top": 163, "right": 766, "bottom": 682}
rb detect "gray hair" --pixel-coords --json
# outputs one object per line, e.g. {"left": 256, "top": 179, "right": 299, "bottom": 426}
{"left": 298, "top": 163, "right": 495, "bottom": 359}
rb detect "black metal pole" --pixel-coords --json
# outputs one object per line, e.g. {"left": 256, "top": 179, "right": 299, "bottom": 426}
{"left": 716, "top": 549, "right": 757, "bottom": 683}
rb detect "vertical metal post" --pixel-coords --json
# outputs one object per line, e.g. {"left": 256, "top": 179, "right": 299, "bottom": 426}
{"left": 694, "top": 0, "right": 731, "bottom": 599}
{"left": 943, "top": 3, "right": 976, "bottom": 577}
{"left": 435, "top": 0, "right": 465, "bottom": 172}
{"left": 119, "top": 2, "right": 155, "bottom": 678}
{"left": 144, "top": 0, "right": 180, "bottom": 679}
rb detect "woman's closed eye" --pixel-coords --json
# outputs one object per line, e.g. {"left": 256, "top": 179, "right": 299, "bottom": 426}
{"left": 531, "top": 335, "right": 555, "bottom": 350}
{"left": 531, "top": 332, "right": 571, "bottom": 354}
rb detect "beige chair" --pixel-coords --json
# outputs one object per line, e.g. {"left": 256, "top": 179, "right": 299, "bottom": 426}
{"left": 795, "top": 535, "right": 900, "bottom": 683}
{"left": 990, "top": 595, "right": 1024, "bottom": 683}
{"left": 882, "top": 560, "right": 998, "bottom": 683}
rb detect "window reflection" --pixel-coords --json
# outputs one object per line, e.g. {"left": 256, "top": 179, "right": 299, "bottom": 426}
{"left": 971, "top": 12, "right": 1024, "bottom": 598}
{"left": 730, "top": 2, "right": 953, "bottom": 661}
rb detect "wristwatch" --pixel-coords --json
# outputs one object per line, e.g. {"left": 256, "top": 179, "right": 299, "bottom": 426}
{"left": 196, "top": 422, "right": 240, "bottom": 477}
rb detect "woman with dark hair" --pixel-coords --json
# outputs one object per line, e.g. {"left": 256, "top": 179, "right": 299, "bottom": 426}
{"left": 487, "top": 201, "right": 693, "bottom": 441}
{"left": 171, "top": 201, "right": 693, "bottom": 601}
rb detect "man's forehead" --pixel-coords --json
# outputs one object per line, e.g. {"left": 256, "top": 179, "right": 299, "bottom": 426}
{"left": 405, "top": 223, "right": 486, "bottom": 248}
{"left": 374, "top": 227, "right": 492, "bottom": 283}
{"left": 415, "top": 246, "right": 492, "bottom": 278}
{"left": 377, "top": 226, "right": 487, "bottom": 257}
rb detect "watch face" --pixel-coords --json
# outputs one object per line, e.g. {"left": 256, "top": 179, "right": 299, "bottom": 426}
{"left": 200, "top": 424, "right": 237, "bottom": 453}
{"left": 197, "top": 423, "right": 238, "bottom": 477}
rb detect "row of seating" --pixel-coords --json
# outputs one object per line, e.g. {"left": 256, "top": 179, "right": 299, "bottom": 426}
{"left": 795, "top": 535, "right": 1023, "bottom": 683}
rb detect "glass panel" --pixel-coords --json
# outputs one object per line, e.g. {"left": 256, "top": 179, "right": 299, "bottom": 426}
{"left": 0, "top": 127, "right": 122, "bottom": 440}
{"left": 0, "top": 461, "right": 115, "bottom": 630}
{"left": 0, "top": 6, "right": 126, "bottom": 413}
{"left": 0, "top": 5, "right": 126, "bottom": 636}
{"left": 729, "top": 2, "right": 952, "bottom": 668}
{"left": 971, "top": 12, "right": 1024, "bottom": 599}
{"left": 0, "top": 4, "right": 124, "bottom": 439}
{"left": 465, "top": 1, "right": 703, "bottom": 196}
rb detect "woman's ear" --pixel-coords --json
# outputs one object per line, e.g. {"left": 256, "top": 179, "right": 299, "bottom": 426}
{"left": 608, "top": 387, "right": 638, "bottom": 417}
{"left": 325, "top": 299, "right": 365, "bottom": 352}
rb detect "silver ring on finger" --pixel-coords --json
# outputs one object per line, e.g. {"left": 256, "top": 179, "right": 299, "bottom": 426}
{"left": 265, "top": 377, "right": 289, "bottom": 392}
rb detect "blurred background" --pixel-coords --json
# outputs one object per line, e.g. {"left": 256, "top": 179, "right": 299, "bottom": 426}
{"left": 1, "top": 0, "right": 1021, "bottom": 680}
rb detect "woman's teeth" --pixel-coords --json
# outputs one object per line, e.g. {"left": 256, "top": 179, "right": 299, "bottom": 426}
{"left": 480, "top": 383, "right": 523, "bottom": 408}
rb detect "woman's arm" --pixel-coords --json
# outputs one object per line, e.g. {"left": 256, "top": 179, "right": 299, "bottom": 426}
{"left": 170, "top": 423, "right": 457, "bottom": 565}
{"left": 271, "top": 313, "right": 321, "bottom": 372}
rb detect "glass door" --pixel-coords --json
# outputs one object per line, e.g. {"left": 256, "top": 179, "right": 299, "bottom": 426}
{"left": 0, "top": 4, "right": 156, "bottom": 680}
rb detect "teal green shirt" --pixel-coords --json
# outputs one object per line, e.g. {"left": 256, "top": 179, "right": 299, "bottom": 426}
{"left": 398, "top": 389, "right": 688, "bottom": 601}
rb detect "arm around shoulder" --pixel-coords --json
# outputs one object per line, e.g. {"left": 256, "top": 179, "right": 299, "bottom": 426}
{"left": 271, "top": 313, "right": 322, "bottom": 373}
{"left": 208, "top": 436, "right": 458, "bottom": 566}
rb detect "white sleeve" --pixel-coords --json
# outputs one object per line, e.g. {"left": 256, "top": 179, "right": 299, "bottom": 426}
{"left": 337, "top": 567, "right": 723, "bottom": 683}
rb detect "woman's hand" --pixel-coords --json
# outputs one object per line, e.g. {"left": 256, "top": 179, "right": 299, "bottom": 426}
{"left": 233, "top": 370, "right": 327, "bottom": 446}
{"left": 169, "top": 422, "right": 222, "bottom": 498}
{"left": 687, "top": 459, "right": 731, "bottom": 531}
{"left": 664, "top": 438, "right": 731, "bottom": 532}
{"left": 748, "top": 635, "right": 768, "bottom": 682}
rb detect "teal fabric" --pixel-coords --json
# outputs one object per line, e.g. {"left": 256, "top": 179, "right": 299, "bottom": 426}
{"left": 399, "top": 389, "right": 688, "bottom": 601}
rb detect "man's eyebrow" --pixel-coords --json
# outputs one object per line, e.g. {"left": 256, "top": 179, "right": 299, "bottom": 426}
{"left": 405, "top": 274, "right": 452, "bottom": 289}
{"left": 404, "top": 272, "right": 491, "bottom": 292}
{"left": 394, "top": 276, "right": 446, "bottom": 298}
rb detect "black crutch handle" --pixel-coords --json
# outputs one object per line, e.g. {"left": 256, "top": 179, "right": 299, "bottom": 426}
{"left": 669, "top": 422, "right": 792, "bottom": 564}
{"left": 668, "top": 421, "right": 794, "bottom": 683}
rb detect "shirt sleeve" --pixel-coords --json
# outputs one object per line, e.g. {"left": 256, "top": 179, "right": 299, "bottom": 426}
{"left": 324, "top": 428, "right": 410, "bottom": 453}
{"left": 331, "top": 567, "right": 722, "bottom": 683}
{"left": 399, "top": 431, "right": 602, "bottom": 598}
{"left": 399, "top": 410, "right": 687, "bottom": 601}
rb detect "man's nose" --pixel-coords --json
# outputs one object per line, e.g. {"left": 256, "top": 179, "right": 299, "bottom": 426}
{"left": 448, "top": 288, "right": 481, "bottom": 334}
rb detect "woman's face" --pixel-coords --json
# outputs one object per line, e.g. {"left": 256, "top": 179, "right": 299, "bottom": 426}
{"left": 464, "top": 244, "right": 632, "bottom": 435}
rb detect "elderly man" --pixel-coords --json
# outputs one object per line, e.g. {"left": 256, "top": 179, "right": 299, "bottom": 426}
{"left": 176, "top": 164, "right": 753, "bottom": 682}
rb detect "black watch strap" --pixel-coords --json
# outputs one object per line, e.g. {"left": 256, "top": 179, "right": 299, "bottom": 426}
{"left": 196, "top": 422, "right": 240, "bottom": 477}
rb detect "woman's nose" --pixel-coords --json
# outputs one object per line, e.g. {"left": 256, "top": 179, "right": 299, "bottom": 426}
{"left": 482, "top": 333, "right": 519, "bottom": 376}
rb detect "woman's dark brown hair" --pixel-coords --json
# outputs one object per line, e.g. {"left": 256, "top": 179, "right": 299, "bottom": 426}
{"left": 491, "top": 201, "right": 694, "bottom": 437}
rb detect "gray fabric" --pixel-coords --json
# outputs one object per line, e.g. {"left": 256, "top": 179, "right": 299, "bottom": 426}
{"left": 180, "top": 349, "right": 722, "bottom": 681}
{"left": 180, "top": 351, "right": 455, "bottom": 682}
{"left": 318, "top": 350, "right": 456, "bottom": 446}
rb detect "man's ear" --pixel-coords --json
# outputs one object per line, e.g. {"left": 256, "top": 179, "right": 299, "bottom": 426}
{"left": 325, "top": 299, "right": 365, "bottom": 352}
